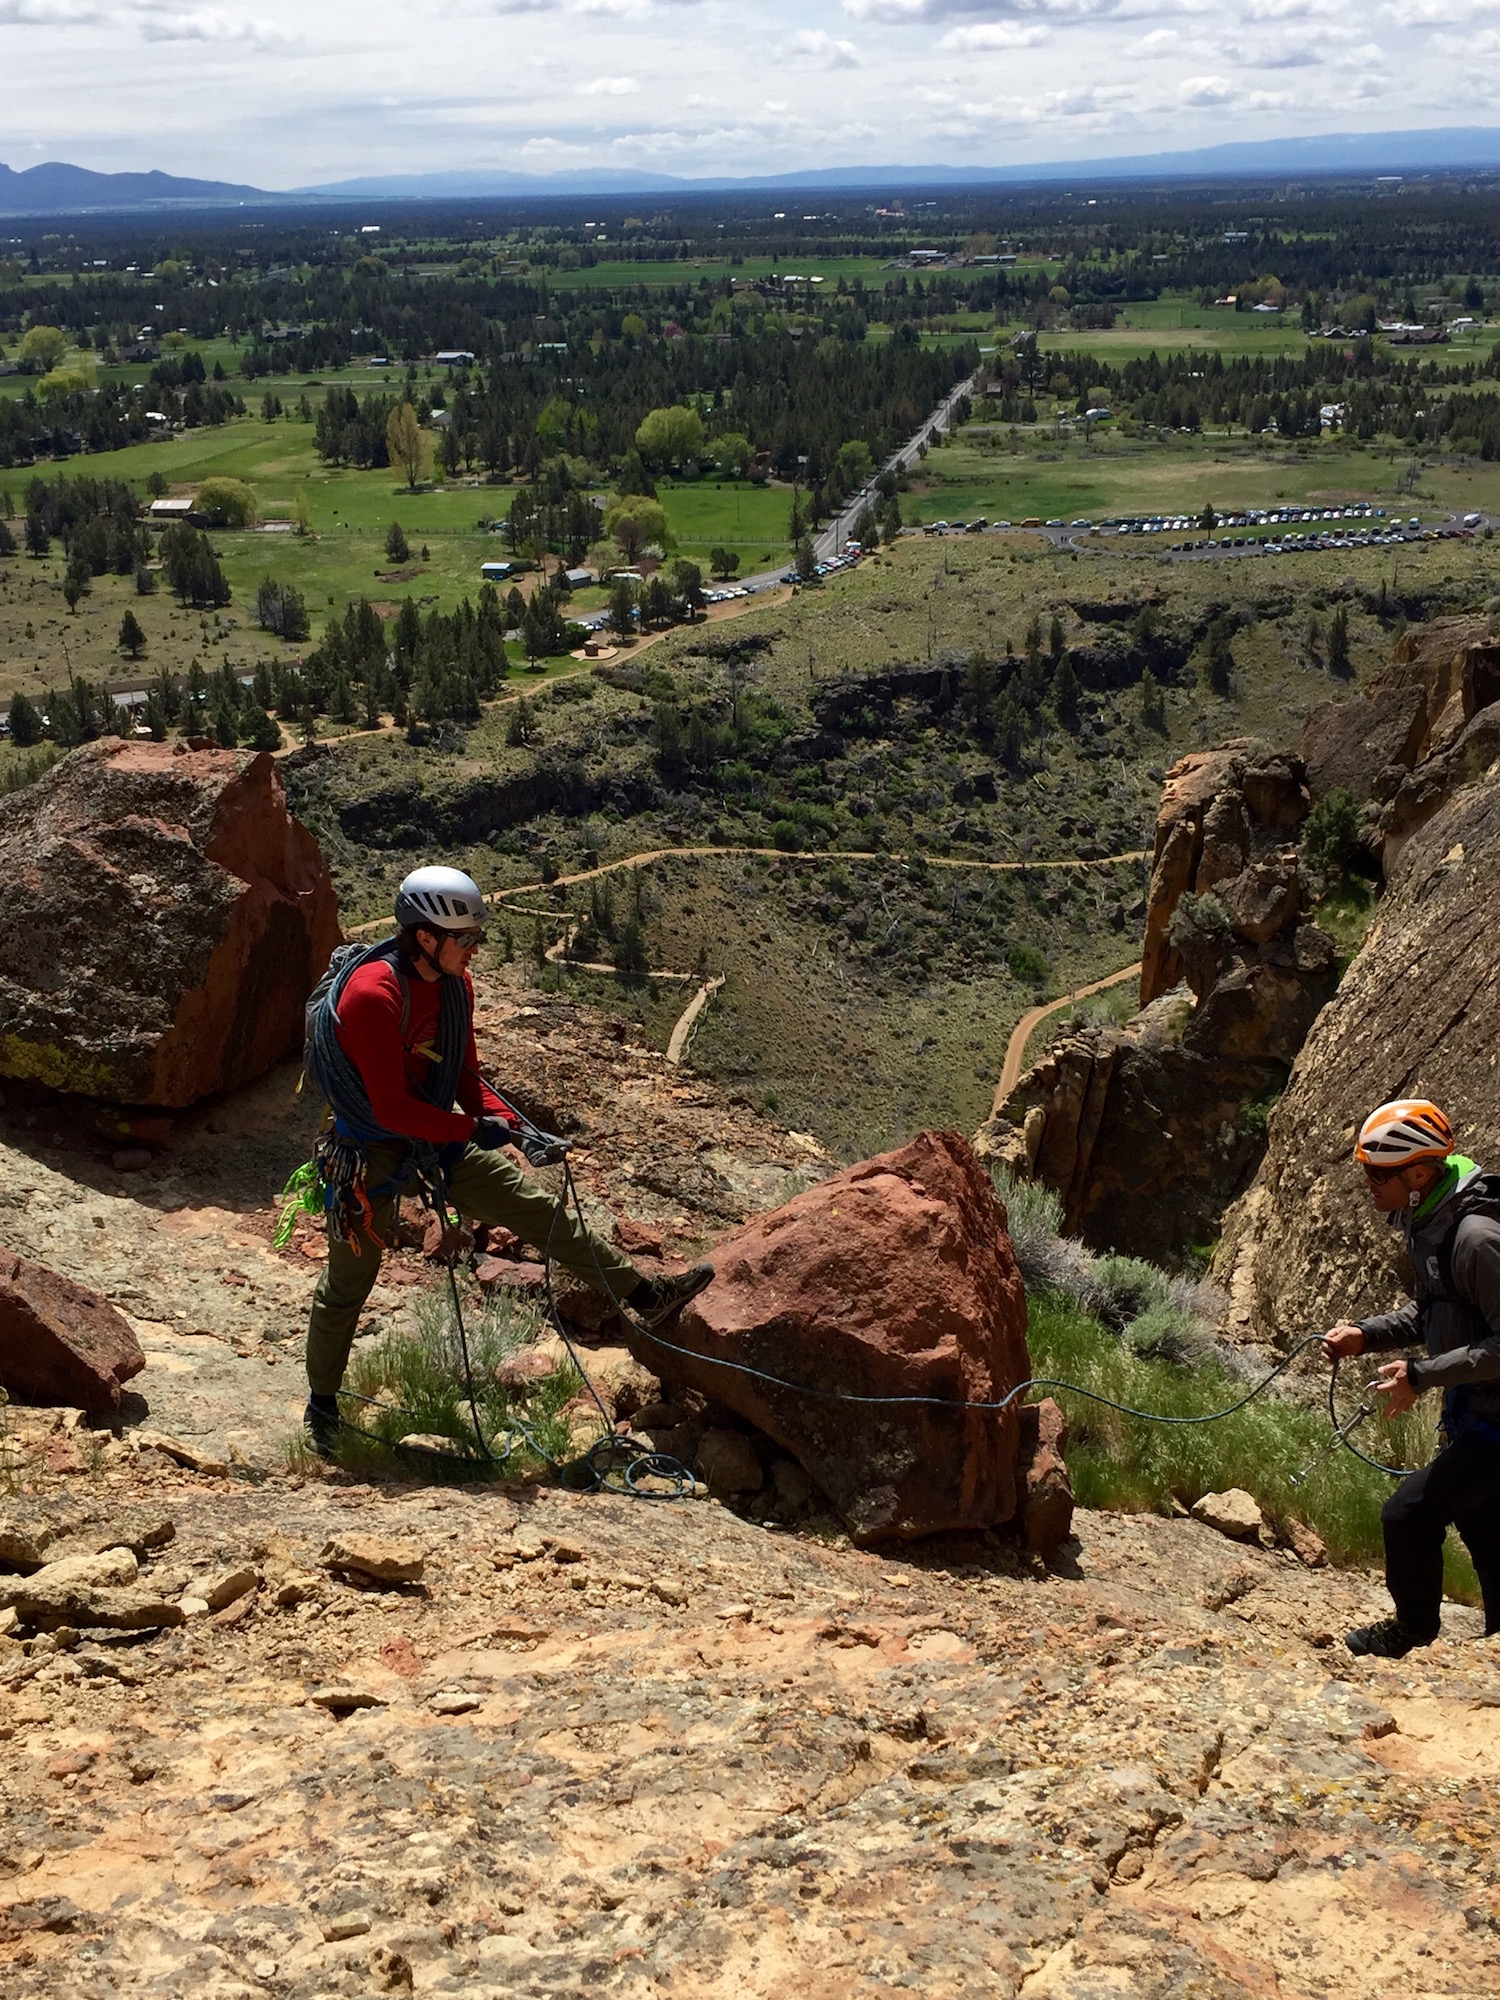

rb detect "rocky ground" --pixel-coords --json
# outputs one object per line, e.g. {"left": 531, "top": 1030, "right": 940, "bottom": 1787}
{"left": 2, "top": 970, "right": 1498, "bottom": 1999}
{"left": 1, "top": 1469, "right": 1495, "bottom": 2000}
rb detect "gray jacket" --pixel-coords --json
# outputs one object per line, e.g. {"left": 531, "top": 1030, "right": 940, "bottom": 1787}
{"left": 1358, "top": 1165, "right": 1500, "bottom": 1427}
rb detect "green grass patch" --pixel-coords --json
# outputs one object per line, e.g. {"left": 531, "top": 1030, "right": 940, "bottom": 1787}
{"left": 1026, "top": 1288, "right": 1479, "bottom": 1604}
{"left": 326, "top": 1283, "right": 586, "bottom": 1483}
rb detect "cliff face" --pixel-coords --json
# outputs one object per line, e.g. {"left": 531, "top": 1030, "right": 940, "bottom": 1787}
{"left": 1215, "top": 764, "right": 1500, "bottom": 1348}
{"left": 1301, "top": 612, "right": 1500, "bottom": 873}
{"left": 979, "top": 746, "right": 1336, "bottom": 1263}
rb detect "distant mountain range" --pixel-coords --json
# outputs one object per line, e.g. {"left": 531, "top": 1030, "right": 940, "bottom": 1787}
{"left": 7, "top": 127, "right": 1500, "bottom": 215}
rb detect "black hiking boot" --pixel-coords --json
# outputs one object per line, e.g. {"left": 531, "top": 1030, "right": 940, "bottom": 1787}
{"left": 304, "top": 1395, "right": 341, "bottom": 1460}
{"left": 1345, "top": 1618, "right": 1432, "bottom": 1659}
{"left": 628, "top": 1263, "right": 715, "bottom": 1332}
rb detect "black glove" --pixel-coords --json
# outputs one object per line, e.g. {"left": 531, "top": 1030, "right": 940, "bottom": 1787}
{"left": 471, "top": 1116, "right": 517, "bottom": 1151}
{"left": 520, "top": 1129, "right": 568, "bottom": 1167}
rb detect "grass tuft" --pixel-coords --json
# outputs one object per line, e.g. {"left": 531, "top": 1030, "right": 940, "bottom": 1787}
{"left": 329, "top": 1282, "right": 588, "bottom": 1482}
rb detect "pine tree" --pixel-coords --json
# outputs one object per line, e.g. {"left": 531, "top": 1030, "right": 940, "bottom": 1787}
{"left": 1327, "top": 604, "right": 1352, "bottom": 679}
{"left": 118, "top": 608, "right": 146, "bottom": 658}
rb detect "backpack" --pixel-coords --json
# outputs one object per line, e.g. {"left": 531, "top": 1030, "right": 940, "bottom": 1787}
{"left": 1430, "top": 1171, "right": 1500, "bottom": 1301}
{"left": 301, "top": 941, "right": 410, "bottom": 1096}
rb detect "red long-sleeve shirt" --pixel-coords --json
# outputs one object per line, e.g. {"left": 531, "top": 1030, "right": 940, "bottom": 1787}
{"left": 335, "top": 959, "right": 514, "bottom": 1145}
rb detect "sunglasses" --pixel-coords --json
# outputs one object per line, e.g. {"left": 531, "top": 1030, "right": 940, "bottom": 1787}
{"left": 1362, "top": 1162, "right": 1407, "bottom": 1185}
{"left": 444, "top": 931, "right": 485, "bottom": 952}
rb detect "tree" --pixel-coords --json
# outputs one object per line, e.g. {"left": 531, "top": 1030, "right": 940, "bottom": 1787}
{"left": 709, "top": 546, "right": 739, "bottom": 580}
{"left": 1052, "top": 655, "right": 1081, "bottom": 730}
{"left": 709, "top": 431, "right": 752, "bottom": 478}
{"left": 385, "top": 521, "right": 411, "bottom": 563}
{"left": 604, "top": 495, "right": 671, "bottom": 563}
{"left": 1327, "top": 604, "right": 1352, "bottom": 679}
{"left": 1302, "top": 787, "right": 1361, "bottom": 873}
{"left": 795, "top": 533, "right": 817, "bottom": 581}
{"left": 135, "top": 563, "right": 157, "bottom": 596}
{"left": 0, "top": 519, "right": 12, "bottom": 559}
{"left": 143, "top": 689, "right": 168, "bottom": 741}
{"left": 1048, "top": 613, "right": 1064, "bottom": 664}
{"left": 851, "top": 504, "right": 878, "bottom": 549}
{"left": 1139, "top": 667, "right": 1166, "bottom": 732}
{"left": 255, "top": 577, "right": 309, "bottom": 641}
{"left": 249, "top": 707, "right": 283, "bottom": 751}
{"left": 386, "top": 402, "right": 426, "bottom": 489}
{"left": 63, "top": 573, "right": 82, "bottom": 615}
{"left": 118, "top": 608, "right": 147, "bottom": 659}
{"left": 653, "top": 699, "right": 686, "bottom": 778}
{"left": 614, "top": 914, "right": 649, "bottom": 979}
{"left": 24, "top": 513, "right": 49, "bottom": 559}
{"left": 7, "top": 690, "right": 41, "bottom": 746}
{"left": 1202, "top": 614, "right": 1235, "bottom": 696}
{"left": 193, "top": 477, "right": 257, "bottom": 527}
{"left": 18, "top": 325, "right": 67, "bottom": 373}
{"left": 673, "top": 559, "right": 705, "bottom": 621}
{"left": 608, "top": 578, "right": 637, "bottom": 639}
{"left": 634, "top": 405, "right": 705, "bottom": 471}
{"left": 1198, "top": 502, "right": 1218, "bottom": 533}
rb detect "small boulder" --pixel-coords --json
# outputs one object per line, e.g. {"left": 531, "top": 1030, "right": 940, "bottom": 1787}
{"left": 0, "top": 1515, "right": 55, "bottom": 1570}
{"left": 0, "top": 1546, "right": 137, "bottom": 1609}
{"left": 129, "top": 1430, "right": 228, "bottom": 1477}
{"left": 694, "top": 1428, "right": 764, "bottom": 1496}
{"left": 475, "top": 1258, "right": 548, "bottom": 1293}
{"left": 1191, "top": 1488, "right": 1265, "bottom": 1541}
{"left": 318, "top": 1534, "right": 424, "bottom": 1586}
{"left": 626, "top": 1131, "right": 1032, "bottom": 1543}
{"left": 203, "top": 1565, "right": 260, "bottom": 1612}
{"left": 1016, "top": 1399, "right": 1074, "bottom": 1555}
{"left": 0, "top": 1251, "right": 146, "bottom": 1414}
{"left": 1285, "top": 1519, "right": 1328, "bottom": 1569}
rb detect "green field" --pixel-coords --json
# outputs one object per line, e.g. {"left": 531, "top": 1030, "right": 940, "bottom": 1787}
{"left": 0, "top": 413, "right": 798, "bottom": 700}
{"left": 901, "top": 425, "right": 1500, "bottom": 528}
{"left": 541, "top": 254, "right": 895, "bottom": 292}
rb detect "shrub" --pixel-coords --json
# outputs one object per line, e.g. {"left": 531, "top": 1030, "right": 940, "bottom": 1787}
{"left": 1302, "top": 787, "right": 1361, "bottom": 873}
{"left": 1006, "top": 942, "right": 1050, "bottom": 988}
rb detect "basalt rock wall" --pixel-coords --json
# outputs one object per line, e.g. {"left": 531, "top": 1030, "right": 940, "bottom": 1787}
{"left": 1215, "top": 765, "right": 1500, "bottom": 1349}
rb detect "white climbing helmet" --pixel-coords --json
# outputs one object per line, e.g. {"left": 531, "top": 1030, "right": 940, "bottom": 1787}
{"left": 394, "top": 865, "right": 487, "bottom": 934}
{"left": 1355, "top": 1099, "right": 1455, "bottom": 1171}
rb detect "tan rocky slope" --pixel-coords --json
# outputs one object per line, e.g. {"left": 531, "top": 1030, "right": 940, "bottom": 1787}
{"left": 1217, "top": 762, "right": 1500, "bottom": 1349}
{"left": 2, "top": 1451, "right": 1499, "bottom": 2000}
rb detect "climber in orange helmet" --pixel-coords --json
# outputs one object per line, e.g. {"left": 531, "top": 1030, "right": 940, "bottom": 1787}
{"left": 1323, "top": 1099, "right": 1500, "bottom": 1658}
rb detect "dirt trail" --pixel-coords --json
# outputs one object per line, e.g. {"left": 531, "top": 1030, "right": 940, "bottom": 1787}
{"left": 993, "top": 961, "right": 1144, "bottom": 1108}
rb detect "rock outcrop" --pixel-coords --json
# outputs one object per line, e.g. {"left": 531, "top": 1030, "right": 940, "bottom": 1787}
{"left": 1301, "top": 612, "right": 1500, "bottom": 872}
{"left": 1215, "top": 764, "right": 1500, "bottom": 1349}
{"left": 0, "top": 1250, "right": 145, "bottom": 1412}
{"left": 624, "top": 1130, "right": 1061, "bottom": 1548}
{"left": 0, "top": 739, "right": 340, "bottom": 1106}
{"left": 1139, "top": 741, "right": 1311, "bottom": 1005}
{"left": 978, "top": 747, "right": 1337, "bottom": 1261}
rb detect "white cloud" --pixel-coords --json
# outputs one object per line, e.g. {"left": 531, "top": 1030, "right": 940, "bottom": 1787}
{"left": 1131, "top": 25, "right": 1179, "bottom": 46}
{"left": 137, "top": 7, "right": 298, "bottom": 44}
{"left": 0, "top": 0, "right": 105, "bottom": 19}
{"left": 939, "top": 18, "right": 1049, "bottom": 43}
{"left": 790, "top": 26, "right": 863, "bottom": 62}
{"left": 576, "top": 73, "right": 640, "bottom": 93}
{"left": 1178, "top": 70, "right": 1232, "bottom": 98}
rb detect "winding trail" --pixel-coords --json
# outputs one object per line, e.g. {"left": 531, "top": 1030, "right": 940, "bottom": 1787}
{"left": 992, "top": 959, "right": 1143, "bottom": 1111}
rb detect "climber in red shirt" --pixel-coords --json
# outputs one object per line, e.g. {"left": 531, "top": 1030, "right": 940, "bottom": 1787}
{"left": 302, "top": 865, "right": 713, "bottom": 1453}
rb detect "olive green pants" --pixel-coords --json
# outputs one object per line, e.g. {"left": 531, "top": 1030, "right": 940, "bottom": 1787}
{"left": 304, "top": 1142, "right": 639, "bottom": 1397}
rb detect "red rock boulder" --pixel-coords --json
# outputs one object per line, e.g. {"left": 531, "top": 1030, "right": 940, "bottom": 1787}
{"left": 0, "top": 740, "right": 340, "bottom": 1106}
{"left": 0, "top": 1251, "right": 145, "bottom": 1413}
{"left": 626, "top": 1130, "right": 1050, "bottom": 1545}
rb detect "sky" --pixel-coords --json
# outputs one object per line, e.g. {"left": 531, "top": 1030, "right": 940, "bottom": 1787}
{"left": 0, "top": 0, "right": 1492, "bottom": 185}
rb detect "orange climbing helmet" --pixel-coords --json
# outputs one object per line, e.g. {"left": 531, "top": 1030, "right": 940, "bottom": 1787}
{"left": 1355, "top": 1099, "right": 1456, "bottom": 1170}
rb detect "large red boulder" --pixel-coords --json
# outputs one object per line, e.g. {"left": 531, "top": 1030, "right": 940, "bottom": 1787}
{"left": 0, "top": 1251, "right": 145, "bottom": 1413}
{"left": 0, "top": 740, "right": 340, "bottom": 1106}
{"left": 628, "top": 1130, "right": 1053, "bottom": 1545}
